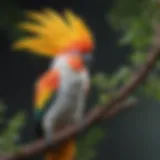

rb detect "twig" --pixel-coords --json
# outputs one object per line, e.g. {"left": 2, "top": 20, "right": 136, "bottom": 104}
{"left": 0, "top": 45, "right": 160, "bottom": 160}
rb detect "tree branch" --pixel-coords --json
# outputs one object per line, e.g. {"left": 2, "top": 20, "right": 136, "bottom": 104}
{"left": 0, "top": 99, "right": 136, "bottom": 160}
{"left": 1, "top": 44, "right": 160, "bottom": 160}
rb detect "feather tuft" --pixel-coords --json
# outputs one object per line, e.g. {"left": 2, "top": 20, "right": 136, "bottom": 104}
{"left": 12, "top": 8, "right": 94, "bottom": 57}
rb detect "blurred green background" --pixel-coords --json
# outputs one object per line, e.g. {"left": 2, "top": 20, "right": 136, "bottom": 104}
{"left": 1, "top": 0, "right": 160, "bottom": 160}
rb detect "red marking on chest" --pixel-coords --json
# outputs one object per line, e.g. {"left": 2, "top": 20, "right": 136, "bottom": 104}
{"left": 67, "top": 55, "right": 84, "bottom": 71}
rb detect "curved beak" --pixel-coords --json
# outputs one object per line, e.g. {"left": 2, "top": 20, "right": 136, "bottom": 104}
{"left": 84, "top": 54, "right": 93, "bottom": 67}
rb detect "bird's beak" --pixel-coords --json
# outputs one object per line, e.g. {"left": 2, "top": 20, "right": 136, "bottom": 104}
{"left": 83, "top": 54, "right": 93, "bottom": 67}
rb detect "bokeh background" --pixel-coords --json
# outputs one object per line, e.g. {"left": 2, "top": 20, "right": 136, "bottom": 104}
{"left": 1, "top": 0, "right": 160, "bottom": 160}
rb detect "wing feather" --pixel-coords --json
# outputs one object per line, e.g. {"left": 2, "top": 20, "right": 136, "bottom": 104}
{"left": 34, "top": 69, "right": 60, "bottom": 120}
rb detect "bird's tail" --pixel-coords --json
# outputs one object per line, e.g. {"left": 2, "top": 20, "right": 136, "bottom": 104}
{"left": 45, "top": 139, "right": 76, "bottom": 160}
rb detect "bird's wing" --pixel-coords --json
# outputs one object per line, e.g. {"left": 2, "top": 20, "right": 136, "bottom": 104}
{"left": 34, "top": 69, "right": 60, "bottom": 120}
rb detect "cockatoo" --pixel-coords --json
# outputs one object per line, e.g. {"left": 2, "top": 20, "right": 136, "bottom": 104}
{"left": 12, "top": 8, "right": 94, "bottom": 160}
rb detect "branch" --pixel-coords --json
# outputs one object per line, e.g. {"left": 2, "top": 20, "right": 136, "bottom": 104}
{"left": 0, "top": 99, "right": 136, "bottom": 160}
{"left": 1, "top": 45, "right": 160, "bottom": 160}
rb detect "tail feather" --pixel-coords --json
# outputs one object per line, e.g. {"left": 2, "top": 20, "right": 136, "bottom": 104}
{"left": 45, "top": 139, "right": 75, "bottom": 160}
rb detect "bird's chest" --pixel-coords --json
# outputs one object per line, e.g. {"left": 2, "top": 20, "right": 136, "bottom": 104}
{"left": 61, "top": 72, "right": 83, "bottom": 107}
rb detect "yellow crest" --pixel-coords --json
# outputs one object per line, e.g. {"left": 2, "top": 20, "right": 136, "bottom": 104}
{"left": 12, "top": 8, "right": 94, "bottom": 57}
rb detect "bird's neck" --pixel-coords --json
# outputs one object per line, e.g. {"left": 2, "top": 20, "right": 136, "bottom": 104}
{"left": 50, "top": 51, "right": 85, "bottom": 72}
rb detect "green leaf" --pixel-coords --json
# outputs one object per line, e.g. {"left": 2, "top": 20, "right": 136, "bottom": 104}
{"left": 0, "top": 102, "right": 25, "bottom": 153}
{"left": 77, "top": 127, "right": 104, "bottom": 160}
{"left": 143, "top": 75, "right": 160, "bottom": 100}
{"left": 129, "top": 52, "right": 147, "bottom": 66}
{"left": 110, "top": 66, "right": 131, "bottom": 86}
{"left": 92, "top": 73, "right": 111, "bottom": 91}
{"left": 99, "top": 93, "right": 111, "bottom": 105}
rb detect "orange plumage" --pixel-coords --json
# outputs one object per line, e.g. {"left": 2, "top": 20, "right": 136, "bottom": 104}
{"left": 12, "top": 8, "right": 94, "bottom": 57}
{"left": 34, "top": 69, "right": 60, "bottom": 109}
{"left": 45, "top": 139, "right": 75, "bottom": 160}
